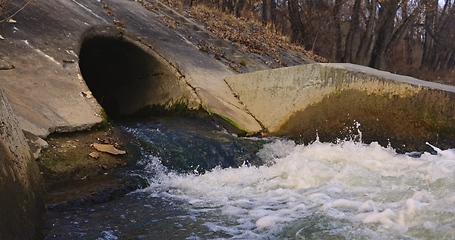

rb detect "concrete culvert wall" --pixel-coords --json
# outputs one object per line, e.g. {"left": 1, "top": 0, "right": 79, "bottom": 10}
{"left": 79, "top": 31, "right": 200, "bottom": 118}
{"left": 0, "top": 89, "right": 45, "bottom": 239}
{"left": 226, "top": 63, "right": 455, "bottom": 152}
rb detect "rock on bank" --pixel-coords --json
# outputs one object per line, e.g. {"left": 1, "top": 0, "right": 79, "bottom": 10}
{"left": 0, "top": 89, "right": 44, "bottom": 239}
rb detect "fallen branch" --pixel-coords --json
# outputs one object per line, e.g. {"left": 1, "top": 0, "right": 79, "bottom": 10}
{"left": 0, "top": 0, "right": 32, "bottom": 23}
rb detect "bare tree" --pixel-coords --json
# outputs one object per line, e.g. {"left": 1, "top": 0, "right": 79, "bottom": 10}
{"left": 356, "top": 0, "right": 378, "bottom": 66}
{"left": 344, "top": 0, "right": 362, "bottom": 63}
{"left": 171, "top": 0, "right": 455, "bottom": 80}
{"left": 422, "top": 0, "right": 438, "bottom": 68}
{"left": 288, "top": 0, "right": 304, "bottom": 43}
{"left": 333, "top": 0, "right": 344, "bottom": 62}
{"left": 234, "top": 0, "right": 245, "bottom": 17}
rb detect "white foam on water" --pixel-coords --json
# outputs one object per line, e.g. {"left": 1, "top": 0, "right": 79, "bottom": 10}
{"left": 142, "top": 139, "right": 455, "bottom": 239}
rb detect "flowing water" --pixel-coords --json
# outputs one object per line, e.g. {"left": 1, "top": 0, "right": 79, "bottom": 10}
{"left": 44, "top": 116, "right": 455, "bottom": 239}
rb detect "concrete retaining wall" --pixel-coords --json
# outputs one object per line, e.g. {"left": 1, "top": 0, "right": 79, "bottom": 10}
{"left": 0, "top": 89, "right": 44, "bottom": 239}
{"left": 226, "top": 63, "right": 455, "bottom": 151}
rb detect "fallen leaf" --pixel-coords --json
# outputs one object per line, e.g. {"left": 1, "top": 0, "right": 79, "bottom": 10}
{"left": 7, "top": 18, "right": 17, "bottom": 23}
{"left": 93, "top": 143, "right": 126, "bottom": 155}
{"left": 0, "top": 35, "right": 4, "bottom": 40}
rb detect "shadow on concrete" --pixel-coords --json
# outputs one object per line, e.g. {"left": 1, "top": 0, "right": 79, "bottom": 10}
{"left": 79, "top": 35, "right": 155, "bottom": 117}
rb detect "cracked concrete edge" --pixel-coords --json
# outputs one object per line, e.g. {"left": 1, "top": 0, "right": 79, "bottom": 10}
{"left": 195, "top": 88, "right": 263, "bottom": 133}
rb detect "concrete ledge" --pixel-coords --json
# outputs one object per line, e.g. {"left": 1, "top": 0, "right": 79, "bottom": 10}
{"left": 226, "top": 63, "right": 455, "bottom": 151}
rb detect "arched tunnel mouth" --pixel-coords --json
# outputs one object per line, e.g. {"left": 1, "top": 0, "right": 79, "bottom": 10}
{"left": 79, "top": 34, "right": 175, "bottom": 119}
{"left": 78, "top": 33, "right": 240, "bottom": 134}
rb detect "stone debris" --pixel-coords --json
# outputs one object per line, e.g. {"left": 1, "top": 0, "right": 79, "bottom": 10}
{"left": 93, "top": 143, "right": 126, "bottom": 155}
{"left": 81, "top": 91, "right": 93, "bottom": 99}
{"left": 0, "top": 59, "right": 15, "bottom": 70}
{"left": 34, "top": 137, "right": 49, "bottom": 149}
{"left": 66, "top": 50, "right": 78, "bottom": 57}
{"left": 30, "top": 137, "right": 49, "bottom": 159}
{"left": 88, "top": 151, "right": 100, "bottom": 159}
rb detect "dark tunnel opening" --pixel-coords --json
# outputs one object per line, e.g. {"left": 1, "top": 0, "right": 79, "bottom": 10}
{"left": 79, "top": 35, "right": 166, "bottom": 118}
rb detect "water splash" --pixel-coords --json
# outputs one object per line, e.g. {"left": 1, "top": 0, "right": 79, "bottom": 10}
{"left": 142, "top": 139, "right": 455, "bottom": 239}
{"left": 44, "top": 117, "right": 455, "bottom": 239}
{"left": 335, "top": 119, "right": 363, "bottom": 144}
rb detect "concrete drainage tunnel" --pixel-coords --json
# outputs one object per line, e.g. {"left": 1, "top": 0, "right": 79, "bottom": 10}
{"left": 78, "top": 34, "right": 184, "bottom": 118}
{"left": 78, "top": 33, "right": 455, "bottom": 153}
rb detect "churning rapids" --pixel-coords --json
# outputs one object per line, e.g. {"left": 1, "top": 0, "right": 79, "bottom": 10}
{"left": 44, "top": 116, "right": 455, "bottom": 239}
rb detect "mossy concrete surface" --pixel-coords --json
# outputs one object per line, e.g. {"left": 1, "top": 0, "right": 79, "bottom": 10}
{"left": 226, "top": 63, "right": 455, "bottom": 151}
{"left": 0, "top": 89, "right": 45, "bottom": 239}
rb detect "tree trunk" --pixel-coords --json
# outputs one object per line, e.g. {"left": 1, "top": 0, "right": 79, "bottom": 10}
{"left": 422, "top": 0, "right": 438, "bottom": 68}
{"left": 263, "top": 0, "right": 272, "bottom": 23}
{"left": 344, "top": 0, "right": 361, "bottom": 63}
{"left": 385, "top": 14, "right": 416, "bottom": 58}
{"left": 333, "top": 0, "right": 343, "bottom": 62}
{"left": 234, "top": 0, "right": 245, "bottom": 17}
{"left": 262, "top": 0, "right": 277, "bottom": 25}
{"left": 356, "top": 0, "right": 378, "bottom": 65}
{"left": 270, "top": 0, "right": 277, "bottom": 25}
{"left": 372, "top": 0, "right": 398, "bottom": 70}
{"left": 288, "top": 0, "right": 304, "bottom": 43}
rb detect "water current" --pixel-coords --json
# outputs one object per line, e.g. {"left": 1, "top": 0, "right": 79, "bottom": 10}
{"left": 44, "top": 116, "right": 455, "bottom": 239}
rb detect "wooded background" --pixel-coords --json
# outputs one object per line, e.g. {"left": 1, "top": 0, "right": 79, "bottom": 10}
{"left": 2, "top": 0, "right": 454, "bottom": 81}
{"left": 185, "top": 0, "right": 455, "bottom": 82}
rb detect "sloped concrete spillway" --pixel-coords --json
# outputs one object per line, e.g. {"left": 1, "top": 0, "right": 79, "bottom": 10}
{"left": 226, "top": 63, "right": 455, "bottom": 152}
{"left": 79, "top": 29, "right": 200, "bottom": 117}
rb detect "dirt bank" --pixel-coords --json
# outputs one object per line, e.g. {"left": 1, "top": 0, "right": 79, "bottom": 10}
{"left": 37, "top": 125, "right": 139, "bottom": 192}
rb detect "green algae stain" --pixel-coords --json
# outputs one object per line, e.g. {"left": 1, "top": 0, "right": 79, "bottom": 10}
{"left": 207, "top": 110, "right": 249, "bottom": 135}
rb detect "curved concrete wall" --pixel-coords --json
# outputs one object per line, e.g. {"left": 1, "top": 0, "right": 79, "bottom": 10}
{"left": 226, "top": 63, "right": 455, "bottom": 151}
{"left": 0, "top": 89, "right": 44, "bottom": 239}
{"left": 79, "top": 28, "right": 201, "bottom": 117}
{"left": 0, "top": 0, "right": 264, "bottom": 137}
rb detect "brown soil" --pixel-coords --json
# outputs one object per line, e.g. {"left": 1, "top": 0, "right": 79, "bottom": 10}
{"left": 37, "top": 125, "right": 137, "bottom": 191}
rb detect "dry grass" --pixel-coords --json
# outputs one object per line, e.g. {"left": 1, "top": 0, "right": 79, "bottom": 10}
{"left": 160, "top": 0, "right": 327, "bottom": 64}
{"left": 189, "top": 5, "right": 327, "bottom": 63}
